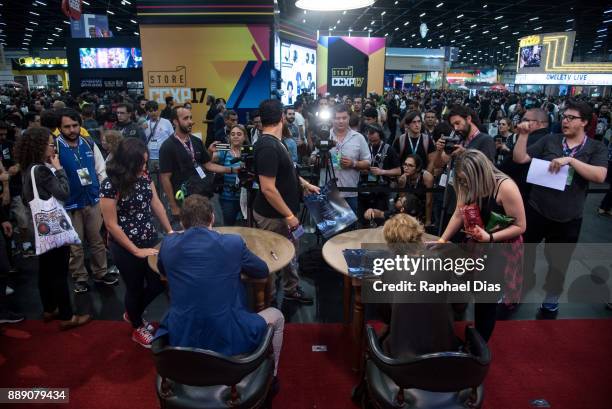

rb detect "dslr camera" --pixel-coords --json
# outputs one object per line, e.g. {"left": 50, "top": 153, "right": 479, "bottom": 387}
{"left": 442, "top": 131, "right": 462, "bottom": 155}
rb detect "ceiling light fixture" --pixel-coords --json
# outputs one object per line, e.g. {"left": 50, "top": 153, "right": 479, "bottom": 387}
{"left": 107, "top": 10, "right": 114, "bottom": 15}
{"left": 482, "top": 30, "right": 489, "bottom": 34}
{"left": 534, "top": 26, "right": 542, "bottom": 30}
{"left": 420, "top": 12, "right": 426, "bottom": 17}
{"left": 566, "top": 19, "right": 574, "bottom": 22}
{"left": 404, "top": 21, "right": 409, "bottom": 26}
{"left": 494, "top": 15, "right": 503, "bottom": 20}
{"left": 457, "top": 14, "right": 464, "bottom": 18}
{"left": 437, "top": 22, "right": 443, "bottom": 27}
{"left": 500, "top": 25, "right": 508, "bottom": 29}
{"left": 295, "top": 0, "right": 375, "bottom": 11}
{"left": 529, "top": 17, "right": 539, "bottom": 21}
{"left": 436, "top": 2, "right": 444, "bottom": 7}
{"left": 381, "top": 11, "right": 385, "bottom": 16}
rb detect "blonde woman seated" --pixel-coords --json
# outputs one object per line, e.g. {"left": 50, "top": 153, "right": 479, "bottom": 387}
{"left": 378, "top": 214, "right": 457, "bottom": 358}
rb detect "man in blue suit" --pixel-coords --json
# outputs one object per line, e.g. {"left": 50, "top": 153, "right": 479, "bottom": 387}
{"left": 156, "top": 194, "right": 284, "bottom": 378}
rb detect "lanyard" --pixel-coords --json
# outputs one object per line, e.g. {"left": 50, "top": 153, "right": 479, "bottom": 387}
{"left": 334, "top": 131, "right": 353, "bottom": 155}
{"left": 147, "top": 118, "right": 161, "bottom": 143}
{"left": 407, "top": 134, "right": 422, "bottom": 154}
{"left": 175, "top": 134, "right": 195, "bottom": 163}
{"left": 562, "top": 135, "right": 587, "bottom": 158}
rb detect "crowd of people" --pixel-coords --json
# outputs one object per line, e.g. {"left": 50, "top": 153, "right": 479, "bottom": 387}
{"left": 0, "top": 84, "right": 610, "bottom": 396}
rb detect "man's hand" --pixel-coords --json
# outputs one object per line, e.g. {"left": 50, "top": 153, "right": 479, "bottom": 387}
{"left": 370, "top": 167, "right": 384, "bottom": 176}
{"left": 515, "top": 121, "right": 531, "bottom": 135}
{"left": 302, "top": 182, "right": 320, "bottom": 195}
{"left": 450, "top": 144, "right": 466, "bottom": 157}
{"left": 364, "top": 208, "right": 376, "bottom": 220}
{"left": 549, "top": 157, "right": 572, "bottom": 174}
{"left": 208, "top": 141, "right": 218, "bottom": 155}
{"left": 435, "top": 138, "right": 445, "bottom": 152}
{"left": 7, "top": 166, "right": 19, "bottom": 176}
{"left": 340, "top": 156, "right": 354, "bottom": 169}
{"left": 286, "top": 214, "right": 299, "bottom": 229}
{"left": 1, "top": 221, "right": 12, "bottom": 237}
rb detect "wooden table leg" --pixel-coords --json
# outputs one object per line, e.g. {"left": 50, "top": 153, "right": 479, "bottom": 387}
{"left": 254, "top": 281, "right": 267, "bottom": 312}
{"left": 343, "top": 275, "right": 352, "bottom": 325}
{"left": 351, "top": 280, "right": 364, "bottom": 372}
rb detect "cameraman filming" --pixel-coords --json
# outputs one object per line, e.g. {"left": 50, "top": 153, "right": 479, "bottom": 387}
{"left": 310, "top": 104, "right": 371, "bottom": 214}
{"left": 253, "top": 99, "right": 319, "bottom": 305}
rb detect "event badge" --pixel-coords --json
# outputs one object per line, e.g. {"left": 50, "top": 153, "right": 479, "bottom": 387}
{"left": 368, "top": 172, "right": 378, "bottom": 183}
{"left": 195, "top": 165, "right": 206, "bottom": 179}
{"left": 439, "top": 173, "right": 448, "bottom": 187}
{"left": 566, "top": 167, "right": 575, "bottom": 186}
{"left": 76, "top": 168, "right": 92, "bottom": 186}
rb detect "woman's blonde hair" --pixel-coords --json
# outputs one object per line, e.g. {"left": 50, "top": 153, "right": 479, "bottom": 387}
{"left": 102, "top": 130, "right": 123, "bottom": 155}
{"left": 453, "top": 149, "right": 507, "bottom": 206}
{"left": 383, "top": 213, "right": 424, "bottom": 244}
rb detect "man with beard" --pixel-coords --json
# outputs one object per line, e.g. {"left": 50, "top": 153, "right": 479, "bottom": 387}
{"left": 113, "top": 103, "right": 146, "bottom": 143}
{"left": 433, "top": 104, "right": 495, "bottom": 167}
{"left": 56, "top": 109, "right": 117, "bottom": 293}
{"left": 159, "top": 106, "right": 236, "bottom": 224}
{"left": 284, "top": 107, "right": 300, "bottom": 146}
{"left": 353, "top": 97, "right": 363, "bottom": 116}
{"left": 514, "top": 100, "right": 608, "bottom": 318}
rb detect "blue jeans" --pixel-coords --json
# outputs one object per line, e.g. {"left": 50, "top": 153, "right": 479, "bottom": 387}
{"left": 220, "top": 198, "right": 242, "bottom": 226}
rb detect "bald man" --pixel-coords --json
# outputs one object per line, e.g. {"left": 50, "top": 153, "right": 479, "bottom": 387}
{"left": 502, "top": 108, "right": 549, "bottom": 201}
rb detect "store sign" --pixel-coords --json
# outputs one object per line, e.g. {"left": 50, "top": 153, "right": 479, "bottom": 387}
{"left": 13, "top": 57, "right": 68, "bottom": 69}
{"left": 519, "top": 35, "right": 541, "bottom": 48}
{"left": 515, "top": 73, "right": 612, "bottom": 86}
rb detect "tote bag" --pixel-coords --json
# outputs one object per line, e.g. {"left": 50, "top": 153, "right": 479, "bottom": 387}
{"left": 28, "top": 165, "right": 81, "bottom": 255}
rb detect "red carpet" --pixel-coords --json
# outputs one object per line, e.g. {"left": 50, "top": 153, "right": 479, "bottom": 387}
{"left": 1, "top": 319, "right": 611, "bottom": 409}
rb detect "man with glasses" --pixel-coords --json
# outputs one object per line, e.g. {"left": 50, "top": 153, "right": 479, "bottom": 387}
{"left": 114, "top": 103, "right": 146, "bottom": 143}
{"left": 144, "top": 101, "right": 174, "bottom": 190}
{"left": 514, "top": 100, "right": 608, "bottom": 318}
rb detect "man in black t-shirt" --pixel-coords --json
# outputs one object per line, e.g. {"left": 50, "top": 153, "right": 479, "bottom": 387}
{"left": 253, "top": 99, "right": 319, "bottom": 305}
{"left": 514, "top": 100, "right": 608, "bottom": 317}
{"left": 358, "top": 123, "right": 401, "bottom": 223}
{"left": 159, "top": 107, "right": 235, "bottom": 223}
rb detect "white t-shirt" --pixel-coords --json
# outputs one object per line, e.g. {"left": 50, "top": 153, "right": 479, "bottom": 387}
{"left": 145, "top": 117, "right": 174, "bottom": 160}
{"left": 294, "top": 111, "right": 306, "bottom": 142}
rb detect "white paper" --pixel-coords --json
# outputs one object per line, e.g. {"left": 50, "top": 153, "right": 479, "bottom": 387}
{"left": 526, "top": 158, "right": 568, "bottom": 191}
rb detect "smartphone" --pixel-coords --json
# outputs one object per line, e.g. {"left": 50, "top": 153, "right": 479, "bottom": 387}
{"left": 495, "top": 137, "right": 502, "bottom": 144}
{"left": 216, "top": 143, "right": 231, "bottom": 151}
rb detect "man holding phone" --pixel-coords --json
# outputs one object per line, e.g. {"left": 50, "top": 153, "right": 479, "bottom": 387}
{"left": 253, "top": 99, "right": 320, "bottom": 305}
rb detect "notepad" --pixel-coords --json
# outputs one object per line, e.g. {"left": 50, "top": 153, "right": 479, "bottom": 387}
{"left": 526, "top": 158, "right": 568, "bottom": 191}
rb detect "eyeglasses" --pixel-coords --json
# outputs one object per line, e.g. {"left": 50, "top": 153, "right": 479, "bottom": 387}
{"left": 561, "top": 114, "right": 582, "bottom": 122}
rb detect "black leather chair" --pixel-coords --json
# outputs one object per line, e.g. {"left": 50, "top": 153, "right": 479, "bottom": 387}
{"left": 151, "top": 325, "right": 275, "bottom": 409}
{"left": 363, "top": 325, "right": 491, "bottom": 409}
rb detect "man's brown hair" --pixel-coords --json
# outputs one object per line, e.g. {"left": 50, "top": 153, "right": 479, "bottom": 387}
{"left": 180, "top": 194, "right": 214, "bottom": 229}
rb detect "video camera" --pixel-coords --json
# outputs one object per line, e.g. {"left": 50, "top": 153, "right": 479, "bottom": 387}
{"left": 442, "top": 131, "right": 462, "bottom": 155}
{"left": 230, "top": 145, "right": 255, "bottom": 188}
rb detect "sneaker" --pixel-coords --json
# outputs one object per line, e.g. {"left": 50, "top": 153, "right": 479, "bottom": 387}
{"left": 132, "top": 325, "right": 155, "bottom": 348}
{"left": 108, "top": 265, "right": 120, "bottom": 276}
{"left": 537, "top": 303, "right": 559, "bottom": 320}
{"left": 93, "top": 275, "right": 119, "bottom": 286}
{"left": 5, "top": 286, "right": 14, "bottom": 296}
{"left": 123, "top": 312, "right": 159, "bottom": 332}
{"left": 284, "top": 287, "right": 313, "bottom": 305}
{"left": 74, "top": 282, "right": 89, "bottom": 293}
{"left": 0, "top": 310, "right": 25, "bottom": 324}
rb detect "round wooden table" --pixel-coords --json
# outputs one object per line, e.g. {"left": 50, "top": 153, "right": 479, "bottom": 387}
{"left": 322, "top": 227, "right": 438, "bottom": 370}
{"left": 148, "top": 226, "right": 295, "bottom": 311}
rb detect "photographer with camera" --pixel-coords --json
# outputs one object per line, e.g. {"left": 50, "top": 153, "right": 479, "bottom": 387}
{"left": 209, "top": 125, "right": 248, "bottom": 226}
{"left": 311, "top": 104, "right": 371, "bottom": 215}
{"left": 253, "top": 99, "right": 319, "bottom": 305}
{"left": 358, "top": 123, "right": 401, "bottom": 224}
